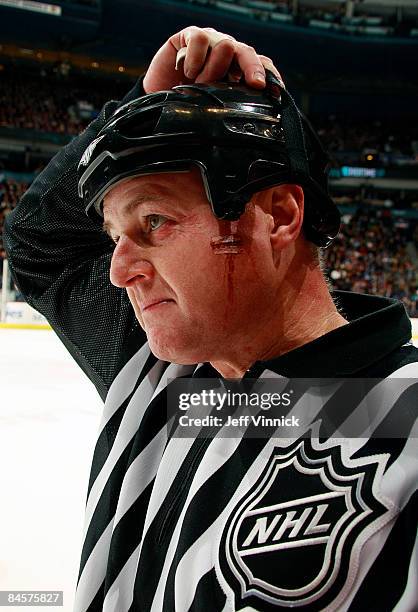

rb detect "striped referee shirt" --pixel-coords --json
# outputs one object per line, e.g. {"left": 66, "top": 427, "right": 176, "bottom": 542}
{"left": 70, "top": 291, "right": 418, "bottom": 612}
{"left": 4, "top": 79, "right": 417, "bottom": 611}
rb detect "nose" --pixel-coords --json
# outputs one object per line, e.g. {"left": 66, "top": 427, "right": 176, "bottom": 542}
{"left": 109, "top": 235, "right": 154, "bottom": 288}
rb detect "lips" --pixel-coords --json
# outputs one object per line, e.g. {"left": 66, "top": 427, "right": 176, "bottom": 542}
{"left": 142, "top": 299, "right": 175, "bottom": 312}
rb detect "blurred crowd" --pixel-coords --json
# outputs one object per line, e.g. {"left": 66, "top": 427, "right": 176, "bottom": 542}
{"left": 185, "top": 0, "right": 418, "bottom": 37}
{"left": 0, "top": 178, "right": 22, "bottom": 296}
{"left": 295, "top": 4, "right": 415, "bottom": 36}
{"left": 0, "top": 65, "right": 127, "bottom": 136}
{"left": 0, "top": 59, "right": 417, "bottom": 316}
{"left": 324, "top": 208, "right": 418, "bottom": 316}
{"left": 0, "top": 178, "right": 27, "bottom": 261}
{"left": 1, "top": 72, "right": 87, "bottom": 135}
{"left": 1, "top": 175, "right": 417, "bottom": 316}
{"left": 1, "top": 67, "right": 417, "bottom": 167}
{"left": 313, "top": 115, "right": 418, "bottom": 166}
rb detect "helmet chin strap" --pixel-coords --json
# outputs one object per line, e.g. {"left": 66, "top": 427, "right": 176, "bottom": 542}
{"left": 263, "top": 69, "right": 310, "bottom": 183}
{"left": 263, "top": 70, "right": 341, "bottom": 247}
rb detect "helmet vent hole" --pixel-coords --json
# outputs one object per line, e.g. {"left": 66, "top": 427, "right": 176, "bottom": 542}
{"left": 117, "top": 107, "right": 163, "bottom": 138}
{"left": 248, "top": 159, "right": 287, "bottom": 181}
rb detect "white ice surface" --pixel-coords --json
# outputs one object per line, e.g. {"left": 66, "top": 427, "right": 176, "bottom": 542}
{"left": 0, "top": 330, "right": 103, "bottom": 611}
{"left": 0, "top": 326, "right": 417, "bottom": 612}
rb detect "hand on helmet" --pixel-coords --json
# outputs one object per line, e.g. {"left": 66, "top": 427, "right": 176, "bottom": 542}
{"left": 143, "top": 26, "right": 284, "bottom": 94}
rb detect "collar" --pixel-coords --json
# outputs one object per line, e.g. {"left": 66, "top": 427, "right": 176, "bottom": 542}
{"left": 245, "top": 290, "right": 412, "bottom": 378}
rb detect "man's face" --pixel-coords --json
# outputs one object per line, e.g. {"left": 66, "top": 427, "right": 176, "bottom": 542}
{"left": 103, "top": 168, "right": 281, "bottom": 364}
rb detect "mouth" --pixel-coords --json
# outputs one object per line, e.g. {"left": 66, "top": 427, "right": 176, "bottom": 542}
{"left": 142, "top": 299, "right": 175, "bottom": 313}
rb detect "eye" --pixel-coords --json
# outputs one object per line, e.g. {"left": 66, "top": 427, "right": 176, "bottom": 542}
{"left": 147, "top": 214, "right": 167, "bottom": 232}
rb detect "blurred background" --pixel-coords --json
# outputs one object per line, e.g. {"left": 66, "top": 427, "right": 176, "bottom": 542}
{"left": 0, "top": 0, "right": 417, "bottom": 609}
{"left": 1, "top": 0, "right": 418, "bottom": 320}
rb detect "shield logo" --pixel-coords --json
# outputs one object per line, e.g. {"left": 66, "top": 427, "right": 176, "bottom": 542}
{"left": 219, "top": 437, "right": 390, "bottom": 610}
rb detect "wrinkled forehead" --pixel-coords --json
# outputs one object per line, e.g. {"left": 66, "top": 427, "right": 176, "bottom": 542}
{"left": 102, "top": 167, "right": 206, "bottom": 218}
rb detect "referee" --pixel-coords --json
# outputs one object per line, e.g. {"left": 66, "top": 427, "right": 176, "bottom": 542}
{"left": 4, "top": 26, "right": 418, "bottom": 612}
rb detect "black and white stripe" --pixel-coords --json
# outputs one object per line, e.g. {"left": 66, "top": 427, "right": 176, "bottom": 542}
{"left": 74, "top": 353, "right": 418, "bottom": 612}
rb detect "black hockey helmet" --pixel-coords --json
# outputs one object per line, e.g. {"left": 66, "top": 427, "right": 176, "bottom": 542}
{"left": 78, "top": 72, "right": 340, "bottom": 247}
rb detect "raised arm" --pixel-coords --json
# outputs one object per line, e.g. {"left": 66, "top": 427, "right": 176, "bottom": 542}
{"left": 3, "top": 27, "right": 282, "bottom": 401}
{"left": 3, "top": 80, "right": 148, "bottom": 401}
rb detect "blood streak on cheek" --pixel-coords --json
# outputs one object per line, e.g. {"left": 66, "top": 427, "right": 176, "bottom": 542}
{"left": 210, "top": 220, "right": 243, "bottom": 322}
{"left": 225, "top": 253, "right": 235, "bottom": 306}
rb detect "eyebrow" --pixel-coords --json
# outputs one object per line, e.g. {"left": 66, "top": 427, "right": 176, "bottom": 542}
{"left": 102, "top": 194, "right": 167, "bottom": 238}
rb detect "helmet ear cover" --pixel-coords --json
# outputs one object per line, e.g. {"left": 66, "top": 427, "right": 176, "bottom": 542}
{"left": 78, "top": 71, "right": 340, "bottom": 247}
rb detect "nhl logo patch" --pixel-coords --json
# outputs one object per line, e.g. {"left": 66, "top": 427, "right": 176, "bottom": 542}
{"left": 219, "top": 438, "right": 390, "bottom": 610}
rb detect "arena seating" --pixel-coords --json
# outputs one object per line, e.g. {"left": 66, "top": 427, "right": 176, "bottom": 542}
{"left": 0, "top": 63, "right": 416, "bottom": 316}
{"left": 0, "top": 65, "right": 127, "bottom": 135}
{"left": 1, "top": 69, "right": 417, "bottom": 167}
{"left": 324, "top": 206, "right": 418, "bottom": 316}
{"left": 313, "top": 115, "right": 418, "bottom": 167}
{"left": 180, "top": 0, "right": 418, "bottom": 38}
{"left": 1, "top": 173, "right": 417, "bottom": 315}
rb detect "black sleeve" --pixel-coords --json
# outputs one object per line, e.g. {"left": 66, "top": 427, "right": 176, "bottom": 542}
{"left": 3, "top": 78, "right": 149, "bottom": 402}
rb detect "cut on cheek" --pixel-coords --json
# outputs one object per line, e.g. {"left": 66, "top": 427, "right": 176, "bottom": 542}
{"left": 210, "top": 220, "right": 244, "bottom": 255}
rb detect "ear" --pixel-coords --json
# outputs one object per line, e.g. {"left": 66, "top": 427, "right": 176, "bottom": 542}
{"left": 268, "top": 184, "right": 304, "bottom": 254}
